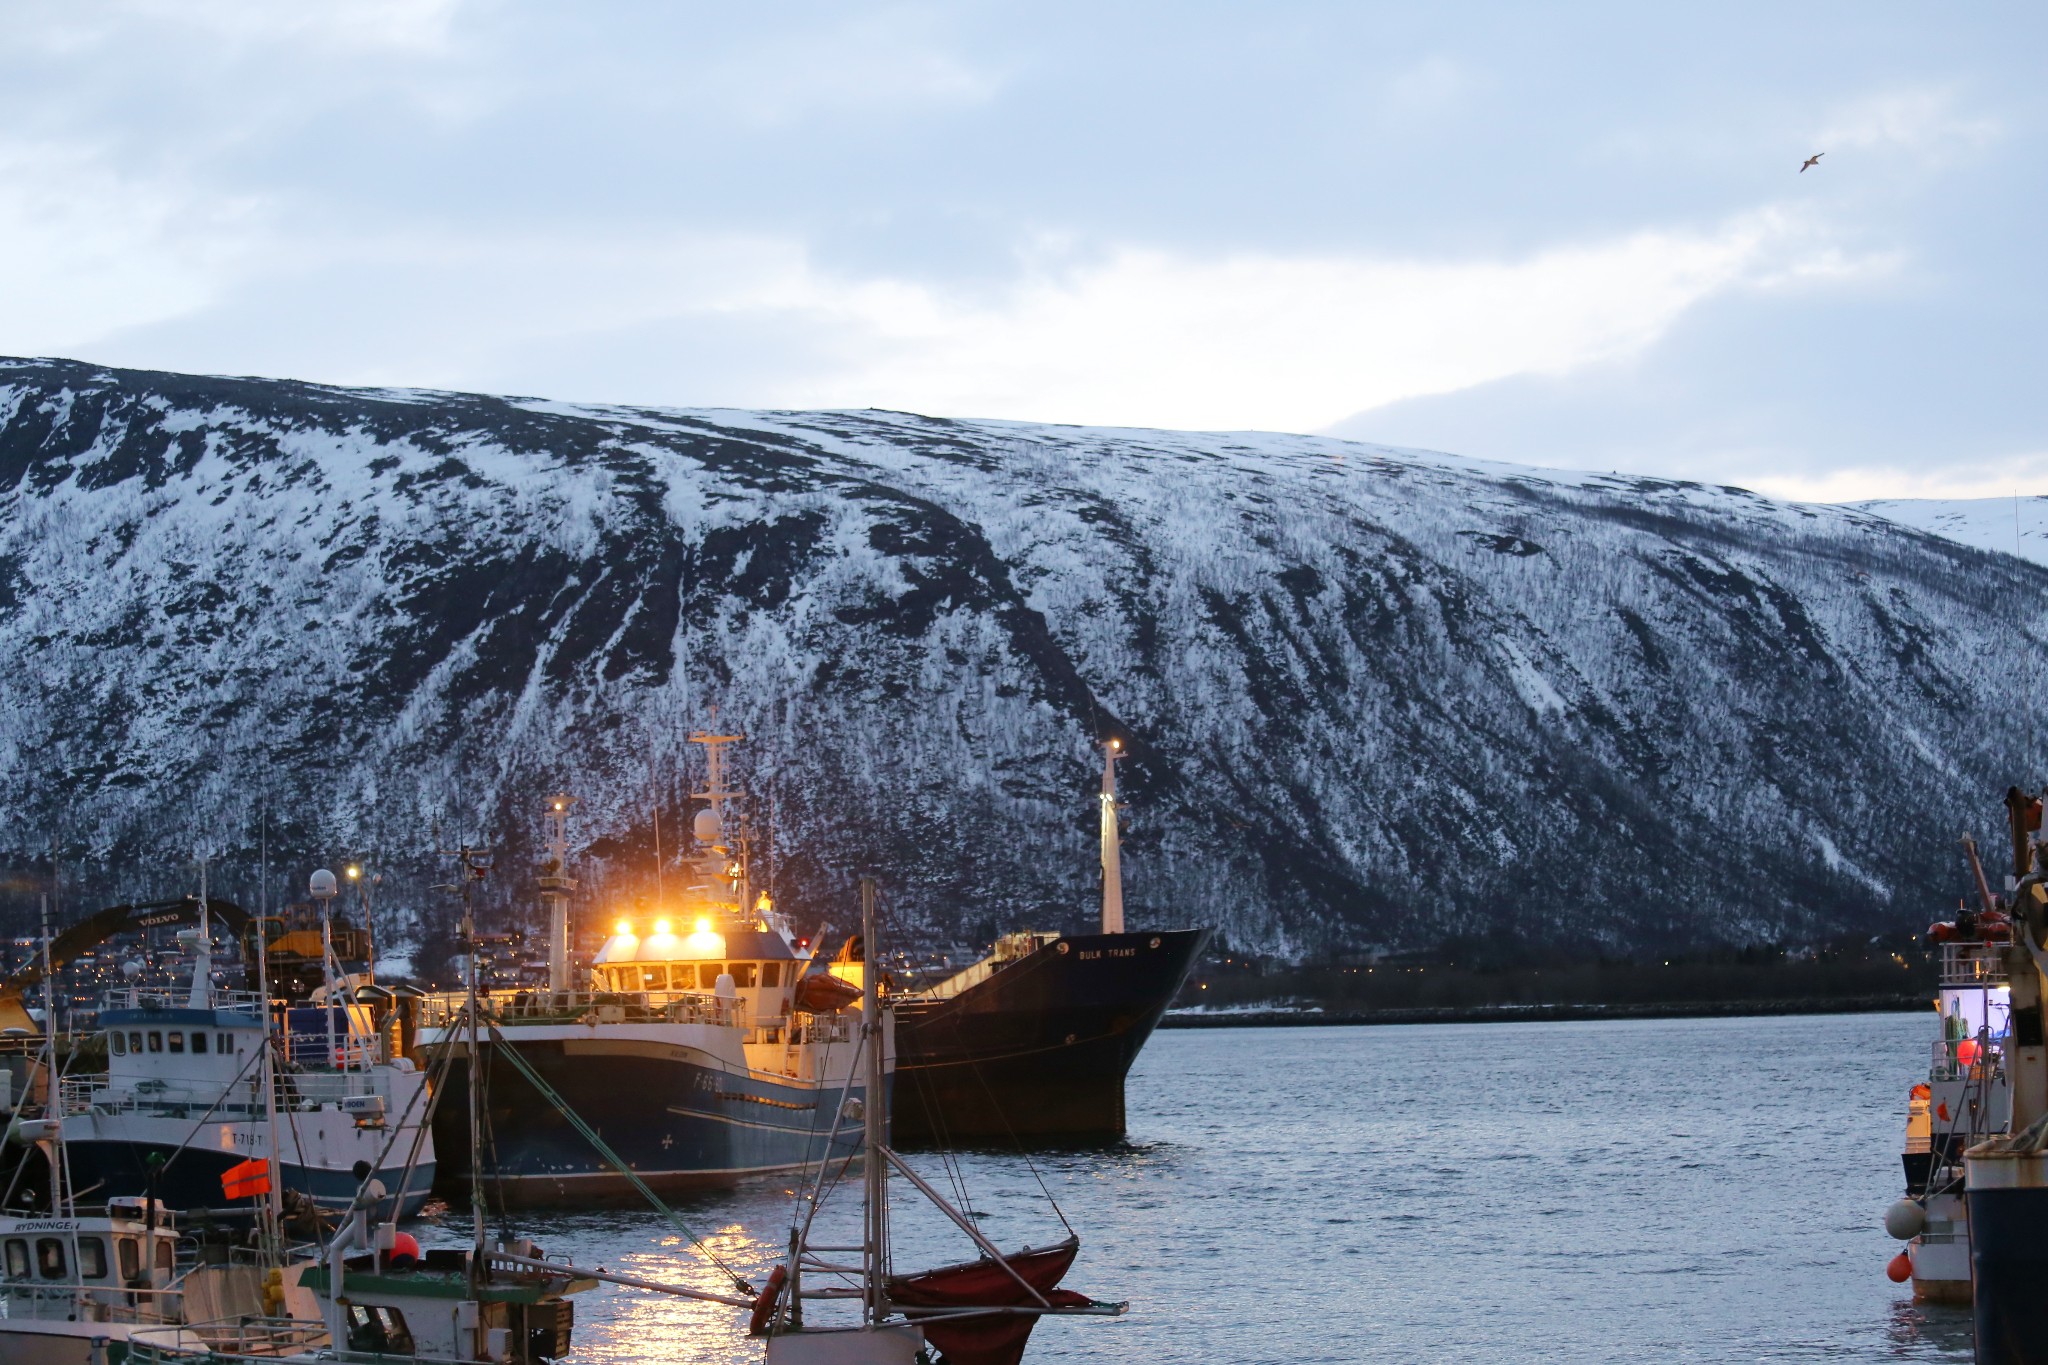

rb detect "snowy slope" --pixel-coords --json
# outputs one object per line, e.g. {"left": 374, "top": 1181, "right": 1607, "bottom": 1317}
{"left": 1, "top": 357, "right": 2041, "bottom": 958}
{"left": 1853, "top": 496, "right": 2048, "bottom": 568}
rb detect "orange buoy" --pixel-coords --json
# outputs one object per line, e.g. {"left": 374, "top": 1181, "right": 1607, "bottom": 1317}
{"left": 1959, "top": 1040, "right": 1981, "bottom": 1067}
{"left": 388, "top": 1231, "right": 421, "bottom": 1270}
{"left": 750, "top": 1264, "right": 789, "bottom": 1336}
{"left": 1887, "top": 1250, "right": 1913, "bottom": 1284}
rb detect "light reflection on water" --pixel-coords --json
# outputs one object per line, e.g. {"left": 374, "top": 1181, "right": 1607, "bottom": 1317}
{"left": 412, "top": 1015, "right": 1976, "bottom": 1363}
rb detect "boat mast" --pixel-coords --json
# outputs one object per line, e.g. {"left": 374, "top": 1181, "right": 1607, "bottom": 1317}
{"left": 38, "top": 893, "right": 65, "bottom": 1217}
{"left": 860, "top": 875, "right": 888, "bottom": 1325}
{"left": 257, "top": 818, "right": 285, "bottom": 1255}
{"left": 188, "top": 859, "right": 212, "bottom": 1010}
{"left": 542, "top": 797, "right": 577, "bottom": 996}
{"left": 313, "top": 869, "right": 340, "bottom": 1068}
{"left": 1100, "top": 739, "right": 1124, "bottom": 935}
{"left": 460, "top": 847, "right": 488, "bottom": 1278}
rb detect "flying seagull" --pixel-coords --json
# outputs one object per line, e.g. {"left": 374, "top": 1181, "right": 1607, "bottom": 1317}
{"left": 1800, "top": 152, "right": 1824, "bottom": 173}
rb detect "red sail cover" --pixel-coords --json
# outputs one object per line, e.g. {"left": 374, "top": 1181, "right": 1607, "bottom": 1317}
{"left": 888, "top": 1237, "right": 1090, "bottom": 1365}
{"left": 221, "top": 1157, "right": 271, "bottom": 1201}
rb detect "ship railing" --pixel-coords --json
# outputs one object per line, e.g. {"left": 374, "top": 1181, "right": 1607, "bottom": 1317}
{"left": 1929, "top": 1036, "right": 2006, "bottom": 1083}
{"left": 98, "top": 987, "right": 268, "bottom": 1019}
{"left": 58, "top": 1068, "right": 388, "bottom": 1117}
{"left": 0, "top": 1280, "right": 182, "bottom": 1320}
{"left": 788, "top": 1012, "right": 854, "bottom": 1045}
{"left": 415, "top": 988, "right": 747, "bottom": 1031}
{"left": 129, "top": 1317, "right": 330, "bottom": 1363}
{"left": 1940, "top": 943, "right": 2010, "bottom": 988}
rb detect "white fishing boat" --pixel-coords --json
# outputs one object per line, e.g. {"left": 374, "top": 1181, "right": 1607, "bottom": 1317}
{"left": 50, "top": 878, "right": 434, "bottom": 1220}
{"left": 1883, "top": 832, "right": 2017, "bottom": 1303}
{"left": 0, "top": 908, "right": 220, "bottom": 1364}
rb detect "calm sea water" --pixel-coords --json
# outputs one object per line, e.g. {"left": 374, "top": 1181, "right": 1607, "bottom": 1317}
{"left": 418, "top": 1014, "right": 1973, "bottom": 1363}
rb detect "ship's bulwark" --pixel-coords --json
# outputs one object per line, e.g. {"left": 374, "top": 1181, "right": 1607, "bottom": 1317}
{"left": 429, "top": 1040, "right": 867, "bottom": 1207}
{"left": 891, "top": 929, "right": 1207, "bottom": 1144}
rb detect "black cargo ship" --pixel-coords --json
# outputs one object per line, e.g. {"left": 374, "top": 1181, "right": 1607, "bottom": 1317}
{"left": 889, "top": 737, "right": 1205, "bottom": 1143}
{"left": 891, "top": 925, "right": 1207, "bottom": 1144}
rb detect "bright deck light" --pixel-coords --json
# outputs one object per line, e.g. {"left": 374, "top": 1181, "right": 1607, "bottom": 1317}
{"left": 694, "top": 916, "right": 711, "bottom": 935}
{"left": 654, "top": 919, "right": 672, "bottom": 936}
{"left": 615, "top": 919, "right": 634, "bottom": 937}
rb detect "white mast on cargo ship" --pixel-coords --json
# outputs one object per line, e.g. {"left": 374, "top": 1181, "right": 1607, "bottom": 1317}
{"left": 1100, "top": 738, "right": 1124, "bottom": 935}
{"left": 542, "top": 795, "right": 577, "bottom": 994}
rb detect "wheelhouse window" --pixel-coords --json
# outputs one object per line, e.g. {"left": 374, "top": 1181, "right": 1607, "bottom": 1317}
{"left": 762, "top": 962, "right": 781, "bottom": 987}
{"left": 155, "top": 1238, "right": 172, "bottom": 1272}
{"left": 192, "top": 1032, "right": 208, "bottom": 1055}
{"left": 128, "top": 1031, "right": 142, "bottom": 1054}
{"left": 168, "top": 1031, "right": 185, "bottom": 1053}
{"left": 77, "top": 1236, "right": 107, "bottom": 1279}
{"left": 117, "top": 1237, "right": 139, "bottom": 1281}
{"left": 642, "top": 966, "right": 668, "bottom": 991}
{"left": 615, "top": 966, "right": 641, "bottom": 991}
{"left": 698, "top": 964, "right": 723, "bottom": 989}
{"left": 730, "top": 963, "right": 758, "bottom": 988}
{"left": 147, "top": 1031, "right": 162, "bottom": 1053}
{"left": 111, "top": 1032, "right": 126, "bottom": 1055}
{"left": 36, "top": 1237, "right": 66, "bottom": 1279}
{"left": 4, "top": 1238, "right": 27, "bottom": 1279}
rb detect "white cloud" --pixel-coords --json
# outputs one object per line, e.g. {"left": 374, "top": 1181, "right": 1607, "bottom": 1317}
{"left": 758, "top": 208, "right": 1892, "bottom": 431}
{"left": 0, "top": 139, "right": 270, "bottom": 352}
{"left": 1814, "top": 86, "right": 2002, "bottom": 163}
{"left": 1745, "top": 454, "right": 2048, "bottom": 505}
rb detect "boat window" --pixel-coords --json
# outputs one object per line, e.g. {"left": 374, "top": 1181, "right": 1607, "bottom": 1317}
{"left": 761, "top": 962, "right": 781, "bottom": 987}
{"left": 192, "top": 1032, "right": 208, "bottom": 1055}
{"left": 692, "top": 964, "right": 716, "bottom": 989}
{"left": 616, "top": 966, "right": 641, "bottom": 991}
{"left": 643, "top": 965, "right": 668, "bottom": 991}
{"left": 117, "top": 1237, "right": 139, "bottom": 1281}
{"left": 77, "top": 1237, "right": 107, "bottom": 1280}
{"left": 347, "top": 1303, "right": 416, "bottom": 1354}
{"left": 4, "top": 1238, "right": 26, "bottom": 1279}
{"left": 111, "top": 1032, "right": 126, "bottom": 1056}
{"left": 221, "top": 1034, "right": 234, "bottom": 1053}
{"left": 36, "top": 1237, "right": 66, "bottom": 1279}
{"left": 129, "top": 1031, "right": 143, "bottom": 1054}
{"left": 729, "top": 963, "right": 758, "bottom": 988}
{"left": 168, "top": 1031, "right": 185, "bottom": 1053}
{"left": 155, "top": 1238, "right": 172, "bottom": 1272}
{"left": 147, "top": 1031, "right": 162, "bottom": 1053}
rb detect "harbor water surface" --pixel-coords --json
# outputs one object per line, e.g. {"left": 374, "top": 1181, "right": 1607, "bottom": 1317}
{"left": 425, "top": 1013, "right": 1967, "bottom": 1363}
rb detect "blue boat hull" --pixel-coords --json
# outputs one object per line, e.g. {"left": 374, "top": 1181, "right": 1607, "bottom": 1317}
{"left": 57, "top": 1139, "right": 433, "bottom": 1221}
{"left": 431, "top": 1041, "right": 870, "bottom": 1205}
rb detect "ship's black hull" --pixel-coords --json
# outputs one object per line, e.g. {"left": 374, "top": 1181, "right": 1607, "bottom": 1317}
{"left": 891, "top": 928, "right": 1207, "bottom": 1145}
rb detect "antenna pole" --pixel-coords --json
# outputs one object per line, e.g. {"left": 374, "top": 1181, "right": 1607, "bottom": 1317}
{"left": 543, "top": 798, "right": 577, "bottom": 996}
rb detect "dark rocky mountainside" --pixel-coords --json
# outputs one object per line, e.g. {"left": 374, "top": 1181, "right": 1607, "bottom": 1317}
{"left": 0, "top": 357, "right": 2037, "bottom": 960}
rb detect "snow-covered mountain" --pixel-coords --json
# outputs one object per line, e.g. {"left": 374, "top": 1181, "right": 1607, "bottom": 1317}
{"left": 1, "top": 357, "right": 2040, "bottom": 958}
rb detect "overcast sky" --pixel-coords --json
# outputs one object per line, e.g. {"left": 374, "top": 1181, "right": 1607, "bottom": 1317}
{"left": 2, "top": 1, "right": 2040, "bottom": 499}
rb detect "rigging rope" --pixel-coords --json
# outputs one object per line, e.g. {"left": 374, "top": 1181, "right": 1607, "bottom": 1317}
{"left": 482, "top": 1017, "right": 756, "bottom": 1295}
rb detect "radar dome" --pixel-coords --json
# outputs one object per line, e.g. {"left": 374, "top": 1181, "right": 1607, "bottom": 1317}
{"left": 693, "top": 809, "right": 722, "bottom": 844}
{"left": 309, "top": 869, "right": 339, "bottom": 898}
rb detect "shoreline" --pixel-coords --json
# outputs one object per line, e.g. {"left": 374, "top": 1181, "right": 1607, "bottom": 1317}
{"left": 1158, "top": 992, "right": 1927, "bottom": 1029}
